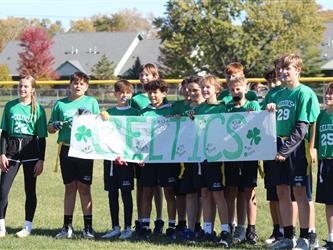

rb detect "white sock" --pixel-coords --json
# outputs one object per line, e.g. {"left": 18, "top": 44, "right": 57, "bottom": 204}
{"left": 279, "top": 227, "right": 284, "bottom": 234}
{"left": 0, "top": 219, "right": 5, "bottom": 231}
{"left": 309, "top": 228, "right": 316, "bottom": 233}
{"left": 221, "top": 224, "right": 230, "bottom": 233}
{"left": 328, "top": 233, "right": 333, "bottom": 242}
{"left": 25, "top": 221, "right": 32, "bottom": 232}
{"left": 203, "top": 222, "right": 212, "bottom": 234}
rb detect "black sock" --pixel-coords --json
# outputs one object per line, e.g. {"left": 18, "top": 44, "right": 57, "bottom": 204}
{"left": 300, "top": 228, "right": 309, "bottom": 239}
{"left": 178, "top": 220, "right": 187, "bottom": 227}
{"left": 169, "top": 221, "right": 176, "bottom": 228}
{"left": 284, "top": 225, "right": 294, "bottom": 239}
{"left": 84, "top": 215, "right": 92, "bottom": 230}
{"left": 194, "top": 222, "right": 201, "bottom": 232}
{"left": 64, "top": 215, "right": 73, "bottom": 228}
{"left": 247, "top": 224, "right": 256, "bottom": 232}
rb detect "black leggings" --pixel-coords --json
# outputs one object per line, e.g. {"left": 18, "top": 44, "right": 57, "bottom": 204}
{"left": 0, "top": 161, "right": 37, "bottom": 221}
{"left": 108, "top": 188, "right": 133, "bottom": 228}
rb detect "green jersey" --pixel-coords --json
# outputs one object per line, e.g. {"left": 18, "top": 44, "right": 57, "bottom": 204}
{"left": 218, "top": 89, "right": 258, "bottom": 104}
{"left": 315, "top": 110, "right": 333, "bottom": 159}
{"left": 227, "top": 100, "right": 260, "bottom": 113}
{"left": 106, "top": 106, "right": 139, "bottom": 116}
{"left": 140, "top": 104, "right": 173, "bottom": 117}
{"left": 0, "top": 99, "right": 47, "bottom": 138}
{"left": 49, "top": 95, "right": 100, "bottom": 144}
{"left": 272, "top": 84, "right": 315, "bottom": 137}
{"left": 260, "top": 85, "right": 285, "bottom": 110}
{"left": 195, "top": 102, "right": 227, "bottom": 115}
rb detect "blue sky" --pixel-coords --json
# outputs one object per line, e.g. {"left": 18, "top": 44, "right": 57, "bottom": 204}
{"left": 0, "top": 0, "right": 332, "bottom": 31}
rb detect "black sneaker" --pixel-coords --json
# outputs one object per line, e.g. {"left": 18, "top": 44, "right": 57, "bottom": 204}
{"left": 219, "top": 231, "right": 233, "bottom": 248}
{"left": 134, "top": 220, "right": 142, "bottom": 235}
{"left": 200, "top": 231, "right": 217, "bottom": 243}
{"left": 318, "top": 240, "right": 333, "bottom": 250}
{"left": 176, "top": 224, "right": 187, "bottom": 239}
{"left": 194, "top": 224, "right": 204, "bottom": 239}
{"left": 265, "top": 228, "right": 283, "bottom": 247}
{"left": 245, "top": 228, "right": 258, "bottom": 245}
{"left": 139, "top": 227, "right": 151, "bottom": 240}
{"left": 309, "top": 232, "right": 319, "bottom": 249}
{"left": 153, "top": 219, "right": 164, "bottom": 235}
{"left": 82, "top": 227, "right": 95, "bottom": 239}
{"left": 166, "top": 227, "right": 177, "bottom": 241}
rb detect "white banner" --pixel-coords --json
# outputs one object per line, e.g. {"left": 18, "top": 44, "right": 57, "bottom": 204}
{"left": 68, "top": 111, "right": 277, "bottom": 163}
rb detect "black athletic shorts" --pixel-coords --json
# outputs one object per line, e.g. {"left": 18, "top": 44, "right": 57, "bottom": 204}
{"left": 6, "top": 136, "right": 39, "bottom": 163}
{"left": 104, "top": 160, "right": 134, "bottom": 191}
{"left": 179, "top": 163, "right": 201, "bottom": 194}
{"left": 316, "top": 159, "right": 333, "bottom": 205}
{"left": 59, "top": 145, "right": 93, "bottom": 185}
{"left": 224, "top": 161, "right": 258, "bottom": 189}
{"left": 141, "top": 163, "right": 179, "bottom": 187}
{"left": 201, "top": 161, "right": 225, "bottom": 191}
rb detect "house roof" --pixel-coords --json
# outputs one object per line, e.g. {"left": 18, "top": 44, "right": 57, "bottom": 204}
{"left": 321, "top": 23, "right": 333, "bottom": 62}
{"left": 0, "top": 31, "right": 155, "bottom": 77}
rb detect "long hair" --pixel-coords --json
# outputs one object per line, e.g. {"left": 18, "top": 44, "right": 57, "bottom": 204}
{"left": 20, "top": 75, "right": 37, "bottom": 122}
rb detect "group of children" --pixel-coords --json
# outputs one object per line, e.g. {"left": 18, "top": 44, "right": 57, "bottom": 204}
{"left": 0, "top": 53, "right": 332, "bottom": 250}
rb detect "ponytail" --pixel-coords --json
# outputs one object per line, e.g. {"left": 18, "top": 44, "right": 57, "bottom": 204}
{"left": 20, "top": 75, "right": 37, "bottom": 122}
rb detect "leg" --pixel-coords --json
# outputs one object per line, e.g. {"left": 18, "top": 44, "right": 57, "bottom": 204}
{"left": 293, "top": 186, "right": 310, "bottom": 238}
{"left": 225, "top": 186, "right": 237, "bottom": 225}
{"left": 276, "top": 185, "right": 294, "bottom": 239}
{"left": 212, "top": 190, "right": 228, "bottom": 225}
{"left": 244, "top": 187, "right": 257, "bottom": 226}
{"left": 22, "top": 163, "right": 37, "bottom": 222}
{"left": 186, "top": 193, "right": 198, "bottom": 231}
{"left": 136, "top": 179, "right": 143, "bottom": 219}
{"left": 64, "top": 181, "right": 78, "bottom": 216}
{"left": 154, "top": 186, "right": 163, "bottom": 220}
{"left": 176, "top": 194, "right": 186, "bottom": 225}
{"left": 237, "top": 191, "right": 247, "bottom": 226}
{"left": 108, "top": 188, "right": 119, "bottom": 228}
{"left": 163, "top": 187, "right": 176, "bottom": 222}
{"left": 141, "top": 187, "right": 154, "bottom": 226}
{"left": 121, "top": 189, "right": 133, "bottom": 228}
{"left": 201, "top": 188, "right": 214, "bottom": 235}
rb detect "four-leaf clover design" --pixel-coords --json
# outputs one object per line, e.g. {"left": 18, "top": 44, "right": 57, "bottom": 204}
{"left": 75, "top": 125, "right": 92, "bottom": 143}
{"left": 246, "top": 127, "right": 261, "bottom": 145}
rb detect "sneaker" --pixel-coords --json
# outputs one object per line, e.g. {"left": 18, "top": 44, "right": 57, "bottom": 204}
{"left": 176, "top": 223, "right": 187, "bottom": 237}
{"left": 270, "top": 238, "right": 296, "bottom": 249}
{"left": 119, "top": 227, "right": 132, "bottom": 240}
{"left": 200, "top": 231, "right": 217, "bottom": 243}
{"left": 82, "top": 227, "right": 95, "bottom": 239}
{"left": 246, "top": 228, "right": 258, "bottom": 245}
{"left": 102, "top": 227, "right": 121, "bottom": 239}
{"left": 134, "top": 220, "right": 142, "bottom": 235}
{"left": 293, "top": 237, "right": 310, "bottom": 250}
{"left": 166, "top": 227, "right": 176, "bottom": 241}
{"left": 180, "top": 228, "right": 196, "bottom": 242}
{"left": 317, "top": 240, "right": 333, "bottom": 250}
{"left": 265, "top": 228, "right": 284, "bottom": 247}
{"left": 16, "top": 228, "right": 31, "bottom": 238}
{"left": 309, "top": 232, "right": 319, "bottom": 249}
{"left": 139, "top": 227, "right": 151, "bottom": 240}
{"left": 153, "top": 219, "right": 164, "bottom": 235}
{"left": 55, "top": 225, "right": 74, "bottom": 239}
{"left": 219, "top": 231, "right": 233, "bottom": 248}
{"left": 233, "top": 225, "right": 246, "bottom": 243}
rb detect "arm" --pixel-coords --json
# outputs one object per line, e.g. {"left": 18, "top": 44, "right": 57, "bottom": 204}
{"left": 309, "top": 122, "right": 317, "bottom": 164}
{"left": 277, "top": 121, "right": 309, "bottom": 158}
{"left": 0, "top": 131, "right": 9, "bottom": 172}
{"left": 34, "top": 137, "right": 46, "bottom": 177}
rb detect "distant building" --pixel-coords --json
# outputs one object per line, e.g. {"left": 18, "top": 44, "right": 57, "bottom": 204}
{"left": 320, "top": 22, "right": 333, "bottom": 76}
{"left": 0, "top": 32, "right": 161, "bottom": 80}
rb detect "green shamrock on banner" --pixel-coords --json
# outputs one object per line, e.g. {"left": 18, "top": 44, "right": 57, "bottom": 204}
{"left": 246, "top": 127, "right": 261, "bottom": 145}
{"left": 75, "top": 125, "right": 92, "bottom": 143}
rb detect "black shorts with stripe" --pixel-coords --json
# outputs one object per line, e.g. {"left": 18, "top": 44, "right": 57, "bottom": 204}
{"left": 141, "top": 163, "right": 180, "bottom": 187}
{"left": 224, "top": 161, "right": 258, "bottom": 189}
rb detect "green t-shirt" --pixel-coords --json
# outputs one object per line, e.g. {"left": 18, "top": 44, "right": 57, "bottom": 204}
{"left": 106, "top": 106, "right": 139, "bottom": 116}
{"left": 218, "top": 89, "right": 258, "bottom": 104}
{"left": 260, "top": 85, "right": 285, "bottom": 110}
{"left": 271, "top": 84, "right": 314, "bottom": 137}
{"left": 227, "top": 100, "right": 260, "bottom": 113}
{"left": 49, "top": 95, "right": 100, "bottom": 144}
{"left": 1, "top": 99, "right": 47, "bottom": 138}
{"left": 140, "top": 104, "right": 173, "bottom": 117}
{"left": 315, "top": 110, "right": 333, "bottom": 159}
{"left": 171, "top": 99, "right": 188, "bottom": 115}
{"left": 195, "top": 102, "right": 227, "bottom": 115}
{"left": 130, "top": 92, "right": 151, "bottom": 110}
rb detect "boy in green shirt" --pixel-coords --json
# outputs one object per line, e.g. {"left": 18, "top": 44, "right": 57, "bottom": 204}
{"left": 139, "top": 79, "right": 179, "bottom": 240}
{"left": 48, "top": 72, "right": 100, "bottom": 239}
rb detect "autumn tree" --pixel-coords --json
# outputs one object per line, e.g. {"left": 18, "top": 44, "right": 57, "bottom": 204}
{"left": 154, "top": 0, "right": 324, "bottom": 77}
{"left": 91, "top": 54, "right": 116, "bottom": 80}
{"left": 18, "top": 26, "right": 58, "bottom": 80}
{"left": 0, "top": 64, "right": 12, "bottom": 81}
{"left": 69, "top": 19, "right": 95, "bottom": 32}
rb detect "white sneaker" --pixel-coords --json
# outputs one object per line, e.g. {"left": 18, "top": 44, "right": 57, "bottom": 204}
{"left": 233, "top": 225, "right": 246, "bottom": 243}
{"left": 101, "top": 227, "right": 121, "bottom": 239}
{"left": 55, "top": 225, "right": 74, "bottom": 239}
{"left": 270, "top": 238, "right": 297, "bottom": 249}
{"left": 293, "top": 238, "right": 310, "bottom": 250}
{"left": 119, "top": 227, "right": 132, "bottom": 240}
{"left": 16, "top": 228, "right": 31, "bottom": 238}
{"left": 0, "top": 229, "right": 6, "bottom": 238}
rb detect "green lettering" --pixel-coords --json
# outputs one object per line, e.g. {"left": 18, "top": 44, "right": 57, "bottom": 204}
{"left": 188, "top": 116, "right": 203, "bottom": 161}
{"left": 204, "top": 114, "right": 225, "bottom": 161}
{"left": 125, "top": 116, "right": 147, "bottom": 161}
{"left": 149, "top": 118, "right": 163, "bottom": 160}
{"left": 223, "top": 114, "right": 246, "bottom": 160}
{"left": 170, "top": 117, "right": 186, "bottom": 160}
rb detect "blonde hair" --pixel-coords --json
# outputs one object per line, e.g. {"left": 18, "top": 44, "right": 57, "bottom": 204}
{"left": 199, "top": 75, "right": 222, "bottom": 95}
{"left": 225, "top": 62, "right": 245, "bottom": 75}
{"left": 228, "top": 76, "right": 248, "bottom": 87}
{"left": 279, "top": 53, "right": 303, "bottom": 71}
{"left": 139, "top": 63, "right": 160, "bottom": 79}
{"left": 20, "top": 75, "right": 37, "bottom": 122}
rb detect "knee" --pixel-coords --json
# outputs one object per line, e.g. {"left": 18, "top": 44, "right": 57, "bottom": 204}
{"left": 78, "top": 183, "right": 91, "bottom": 197}
{"left": 164, "top": 188, "right": 175, "bottom": 202}
{"left": 65, "top": 182, "right": 78, "bottom": 194}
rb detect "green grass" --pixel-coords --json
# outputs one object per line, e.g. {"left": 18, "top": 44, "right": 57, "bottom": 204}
{"left": 0, "top": 109, "right": 329, "bottom": 249}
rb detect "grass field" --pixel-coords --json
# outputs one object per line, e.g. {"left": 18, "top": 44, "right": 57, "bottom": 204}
{"left": 0, "top": 109, "right": 329, "bottom": 249}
